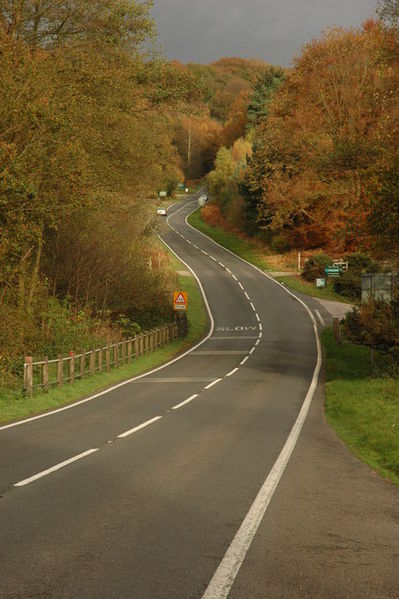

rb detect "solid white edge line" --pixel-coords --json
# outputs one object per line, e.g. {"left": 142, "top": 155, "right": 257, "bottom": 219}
{"left": 240, "top": 356, "right": 249, "bottom": 365}
{"left": 315, "top": 309, "right": 326, "bottom": 326}
{"left": 172, "top": 394, "right": 199, "bottom": 410}
{"left": 184, "top": 203, "right": 322, "bottom": 598}
{"left": 117, "top": 416, "right": 162, "bottom": 438}
{"left": 204, "top": 378, "right": 222, "bottom": 390}
{"left": 0, "top": 198, "right": 215, "bottom": 433}
{"left": 202, "top": 325, "right": 322, "bottom": 599}
{"left": 226, "top": 368, "right": 239, "bottom": 377}
{"left": 14, "top": 448, "right": 99, "bottom": 487}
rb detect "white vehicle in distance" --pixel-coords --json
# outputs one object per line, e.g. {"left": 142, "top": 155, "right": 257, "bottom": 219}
{"left": 156, "top": 207, "right": 167, "bottom": 216}
{"left": 198, "top": 194, "right": 208, "bottom": 207}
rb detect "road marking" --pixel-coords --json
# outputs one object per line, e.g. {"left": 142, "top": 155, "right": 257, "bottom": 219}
{"left": 201, "top": 250, "right": 208, "bottom": 256}
{"left": 193, "top": 244, "right": 199, "bottom": 249}
{"left": 172, "top": 394, "right": 199, "bottom": 410}
{"left": 226, "top": 368, "right": 239, "bottom": 377}
{"left": 190, "top": 351, "right": 247, "bottom": 356}
{"left": 249, "top": 347, "right": 256, "bottom": 354}
{"left": 244, "top": 292, "right": 250, "bottom": 300}
{"left": 255, "top": 339, "right": 260, "bottom": 346}
{"left": 250, "top": 302, "right": 256, "bottom": 311}
{"left": 209, "top": 336, "right": 258, "bottom": 340}
{"left": 204, "top": 378, "right": 222, "bottom": 390}
{"left": 259, "top": 331, "right": 263, "bottom": 338}
{"left": 259, "top": 323, "right": 263, "bottom": 331}
{"left": 240, "top": 356, "right": 249, "bottom": 365}
{"left": 14, "top": 449, "right": 99, "bottom": 487}
{"left": 117, "top": 416, "right": 162, "bottom": 438}
{"left": 187, "top": 240, "right": 193, "bottom": 245}
{"left": 202, "top": 326, "right": 322, "bottom": 599}
{"left": 232, "top": 275, "right": 237, "bottom": 281}
{"left": 226, "top": 268, "right": 231, "bottom": 273}
{"left": 238, "top": 282, "right": 244, "bottom": 290}
{"left": 218, "top": 262, "right": 225, "bottom": 268}
{"left": 315, "top": 310, "right": 325, "bottom": 326}
{"left": 255, "top": 314, "right": 260, "bottom": 322}
{"left": 210, "top": 256, "right": 217, "bottom": 262}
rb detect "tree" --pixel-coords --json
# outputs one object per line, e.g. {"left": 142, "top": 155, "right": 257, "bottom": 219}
{"left": 377, "top": 0, "right": 399, "bottom": 26}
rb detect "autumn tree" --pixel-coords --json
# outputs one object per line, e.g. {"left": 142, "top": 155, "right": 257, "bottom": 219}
{"left": 247, "top": 23, "right": 399, "bottom": 251}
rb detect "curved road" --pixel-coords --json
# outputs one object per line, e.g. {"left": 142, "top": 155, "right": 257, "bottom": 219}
{"left": 0, "top": 192, "right": 398, "bottom": 598}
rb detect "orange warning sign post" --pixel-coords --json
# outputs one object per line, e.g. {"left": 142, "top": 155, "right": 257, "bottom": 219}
{"left": 173, "top": 291, "right": 188, "bottom": 311}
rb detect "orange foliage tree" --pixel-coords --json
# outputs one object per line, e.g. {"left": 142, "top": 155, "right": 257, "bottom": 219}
{"left": 248, "top": 22, "right": 399, "bottom": 252}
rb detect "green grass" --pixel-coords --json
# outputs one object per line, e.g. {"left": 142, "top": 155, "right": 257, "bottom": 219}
{"left": 188, "top": 209, "right": 270, "bottom": 270}
{"left": 322, "top": 328, "right": 399, "bottom": 486}
{"left": 276, "top": 275, "right": 354, "bottom": 304}
{"left": 0, "top": 268, "right": 208, "bottom": 425}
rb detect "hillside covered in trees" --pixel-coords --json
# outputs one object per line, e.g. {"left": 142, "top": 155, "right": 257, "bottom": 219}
{"left": 206, "top": 1, "right": 399, "bottom": 260}
{"left": 0, "top": 1, "right": 273, "bottom": 385}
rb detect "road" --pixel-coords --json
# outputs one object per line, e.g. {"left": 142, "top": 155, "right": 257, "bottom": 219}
{"left": 1, "top": 192, "right": 398, "bottom": 598}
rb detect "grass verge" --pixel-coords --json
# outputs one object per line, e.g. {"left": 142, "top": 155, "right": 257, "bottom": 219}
{"left": 0, "top": 266, "right": 208, "bottom": 425}
{"left": 322, "top": 328, "right": 399, "bottom": 486}
{"left": 276, "top": 275, "right": 354, "bottom": 304}
{"left": 187, "top": 209, "right": 270, "bottom": 271}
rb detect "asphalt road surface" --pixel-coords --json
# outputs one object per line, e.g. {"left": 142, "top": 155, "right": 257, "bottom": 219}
{"left": 1, "top": 192, "right": 398, "bottom": 598}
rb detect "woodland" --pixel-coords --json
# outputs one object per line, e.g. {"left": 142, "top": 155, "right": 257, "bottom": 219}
{"left": 0, "top": 1, "right": 273, "bottom": 384}
{"left": 207, "top": 1, "right": 399, "bottom": 261}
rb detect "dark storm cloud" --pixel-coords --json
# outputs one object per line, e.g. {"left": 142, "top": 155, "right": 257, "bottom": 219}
{"left": 152, "top": 0, "right": 377, "bottom": 66}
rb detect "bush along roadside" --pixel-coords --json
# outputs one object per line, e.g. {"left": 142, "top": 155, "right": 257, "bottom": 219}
{"left": 0, "top": 268, "right": 209, "bottom": 425}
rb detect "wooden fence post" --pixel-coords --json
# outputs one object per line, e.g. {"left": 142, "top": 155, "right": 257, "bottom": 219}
{"left": 106, "top": 346, "right": 110, "bottom": 371}
{"left": 42, "top": 356, "right": 49, "bottom": 392}
{"left": 69, "top": 352, "right": 75, "bottom": 383}
{"left": 127, "top": 338, "right": 132, "bottom": 362}
{"left": 166, "top": 325, "right": 170, "bottom": 344}
{"left": 122, "top": 340, "right": 126, "bottom": 364}
{"left": 98, "top": 349, "right": 103, "bottom": 372}
{"left": 145, "top": 333, "right": 149, "bottom": 354}
{"left": 134, "top": 336, "right": 139, "bottom": 358}
{"left": 57, "top": 355, "right": 63, "bottom": 386}
{"left": 114, "top": 343, "right": 119, "bottom": 367}
{"left": 80, "top": 350, "right": 85, "bottom": 379}
{"left": 139, "top": 335, "right": 144, "bottom": 356}
{"left": 24, "top": 356, "right": 33, "bottom": 396}
{"left": 333, "top": 318, "right": 341, "bottom": 344}
{"left": 89, "top": 349, "right": 95, "bottom": 374}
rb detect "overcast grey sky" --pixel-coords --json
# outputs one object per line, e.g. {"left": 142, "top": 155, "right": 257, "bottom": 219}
{"left": 152, "top": 0, "right": 378, "bottom": 66}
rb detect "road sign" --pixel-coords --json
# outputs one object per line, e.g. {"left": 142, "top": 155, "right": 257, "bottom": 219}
{"left": 316, "top": 278, "right": 326, "bottom": 288}
{"left": 325, "top": 266, "right": 342, "bottom": 277}
{"left": 173, "top": 291, "right": 187, "bottom": 311}
{"left": 159, "top": 190, "right": 167, "bottom": 198}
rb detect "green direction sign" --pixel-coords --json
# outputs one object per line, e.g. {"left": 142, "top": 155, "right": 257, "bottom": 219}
{"left": 325, "top": 266, "right": 342, "bottom": 277}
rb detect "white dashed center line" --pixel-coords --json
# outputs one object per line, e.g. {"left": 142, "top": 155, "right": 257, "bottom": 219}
{"left": 117, "top": 416, "right": 162, "bottom": 438}
{"left": 204, "top": 378, "right": 222, "bottom": 390}
{"left": 172, "top": 394, "right": 199, "bottom": 410}
{"left": 240, "top": 356, "right": 249, "bottom": 365}
{"left": 226, "top": 368, "right": 239, "bottom": 377}
{"left": 14, "top": 449, "right": 99, "bottom": 487}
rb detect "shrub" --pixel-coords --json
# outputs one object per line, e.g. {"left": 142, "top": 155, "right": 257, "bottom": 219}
{"left": 271, "top": 234, "right": 292, "bottom": 254}
{"left": 333, "top": 270, "right": 361, "bottom": 299}
{"left": 343, "top": 298, "right": 399, "bottom": 361}
{"left": 301, "top": 253, "right": 331, "bottom": 282}
{"left": 333, "top": 252, "right": 381, "bottom": 299}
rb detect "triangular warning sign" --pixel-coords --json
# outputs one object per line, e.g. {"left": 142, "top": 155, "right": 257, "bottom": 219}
{"left": 175, "top": 293, "right": 186, "bottom": 304}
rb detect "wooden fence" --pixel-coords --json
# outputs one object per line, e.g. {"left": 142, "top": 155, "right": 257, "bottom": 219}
{"left": 23, "top": 315, "right": 187, "bottom": 396}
